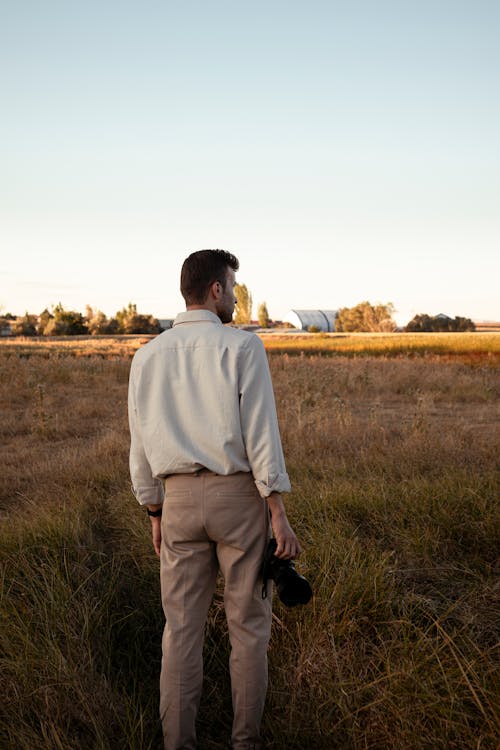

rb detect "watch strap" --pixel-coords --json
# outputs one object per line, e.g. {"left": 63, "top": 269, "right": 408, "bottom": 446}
{"left": 147, "top": 507, "right": 163, "bottom": 517}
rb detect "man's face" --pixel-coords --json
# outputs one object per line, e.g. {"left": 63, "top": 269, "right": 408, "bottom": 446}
{"left": 215, "top": 267, "right": 237, "bottom": 324}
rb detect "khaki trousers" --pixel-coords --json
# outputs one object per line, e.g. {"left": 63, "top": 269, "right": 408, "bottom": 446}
{"left": 159, "top": 470, "right": 272, "bottom": 750}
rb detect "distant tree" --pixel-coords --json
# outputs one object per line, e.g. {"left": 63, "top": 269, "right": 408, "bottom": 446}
{"left": 115, "top": 303, "right": 137, "bottom": 332}
{"left": 124, "top": 313, "right": 161, "bottom": 334}
{"left": 405, "top": 313, "right": 433, "bottom": 332}
{"left": 37, "top": 308, "right": 54, "bottom": 335}
{"left": 405, "top": 314, "right": 475, "bottom": 332}
{"left": 85, "top": 306, "right": 119, "bottom": 335}
{"left": 257, "top": 302, "right": 270, "bottom": 328}
{"left": 234, "top": 284, "right": 252, "bottom": 325}
{"left": 454, "top": 316, "right": 476, "bottom": 332}
{"left": 11, "top": 313, "right": 38, "bottom": 336}
{"left": 336, "top": 301, "right": 396, "bottom": 332}
{"left": 115, "top": 302, "right": 161, "bottom": 334}
{"left": 43, "top": 303, "right": 88, "bottom": 336}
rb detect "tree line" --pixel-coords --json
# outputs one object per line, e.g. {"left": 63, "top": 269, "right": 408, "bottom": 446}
{"left": 404, "top": 312, "right": 475, "bottom": 333}
{"left": 1, "top": 293, "right": 476, "bottom": 336}
{"left": 335, "top": 302, "right": 475, "bottom": 333}
{"left": 233, "top": 288, "right": 476, "bottom": 333}
{"left": 1, "top": 283, "right": 267, "bottom": 336}
{"left": 2, "top": 303, "right": 162, "bottom": 336}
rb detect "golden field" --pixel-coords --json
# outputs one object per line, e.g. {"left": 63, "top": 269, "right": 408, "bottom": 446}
{"left": 1, "top": 330, "right": 499, "bottom": 360}
{"left": 0, "top": 335, "right": 499, "bottom": 749}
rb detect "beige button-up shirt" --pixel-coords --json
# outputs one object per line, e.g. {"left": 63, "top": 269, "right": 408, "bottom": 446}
{"left": 128, "top": 309, "right": 291, "bottom": 506}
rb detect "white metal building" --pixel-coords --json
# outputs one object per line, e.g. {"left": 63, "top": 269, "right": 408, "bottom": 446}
{"left": 284, "top": 309, "right": 338, "bottom": 332}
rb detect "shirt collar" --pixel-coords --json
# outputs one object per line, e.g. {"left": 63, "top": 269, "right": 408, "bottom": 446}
{"left": 173, "top": 310, "right": 223, "bottom": 327}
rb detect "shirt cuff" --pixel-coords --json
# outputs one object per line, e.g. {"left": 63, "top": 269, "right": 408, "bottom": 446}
{"left": 131, "top": 481, "right": 165, "bottom": 506}
{"left": 254, "top": 471, "right": 291, "bottom": 498}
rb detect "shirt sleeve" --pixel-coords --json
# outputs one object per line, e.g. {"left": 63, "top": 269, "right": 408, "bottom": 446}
{"left": 238, "top": 336, "right": 291, "bottom": 498}
{"left": 128, "top": 365, "right": 164, "bottom": 506}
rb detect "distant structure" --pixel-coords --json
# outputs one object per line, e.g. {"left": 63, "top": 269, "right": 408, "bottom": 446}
{"left": 158, "top": 319, "right": 174, "bottom": 331}
{"left": 284, "top": 309, "right": 338, "bottom": 332}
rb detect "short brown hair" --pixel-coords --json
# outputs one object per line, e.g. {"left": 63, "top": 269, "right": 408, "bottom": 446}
{"left": 180, "top": 249, "right": 239, "bottom": 305}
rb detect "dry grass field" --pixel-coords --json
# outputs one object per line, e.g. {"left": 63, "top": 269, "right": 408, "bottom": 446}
{"left": 0, "top": 335, "right": 499, "bottom": 749}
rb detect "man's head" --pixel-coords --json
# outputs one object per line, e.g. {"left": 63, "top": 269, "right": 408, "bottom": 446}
{"left": 180, "top": 249, "right": 239, "bottom": 324}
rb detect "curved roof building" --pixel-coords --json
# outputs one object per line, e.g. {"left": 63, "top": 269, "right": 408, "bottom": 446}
{"left": 284, "top": 309, "right": 338, "bottom": 332}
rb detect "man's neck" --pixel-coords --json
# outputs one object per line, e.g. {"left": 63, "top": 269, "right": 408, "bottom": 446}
{"left": 186, "top": 303, "right": 219, "bottom": 316}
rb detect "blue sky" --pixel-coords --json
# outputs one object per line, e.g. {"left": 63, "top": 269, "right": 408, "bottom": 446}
{"left": 1, "top": 0, "right": 499, "bottom": 324}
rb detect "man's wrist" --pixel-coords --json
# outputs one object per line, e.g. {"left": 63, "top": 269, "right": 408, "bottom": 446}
{"left": 146, "top": 505, "right": 163, "bottom": 517}
{"left": 265, "top": 492, "right": 287, "bottom": 517}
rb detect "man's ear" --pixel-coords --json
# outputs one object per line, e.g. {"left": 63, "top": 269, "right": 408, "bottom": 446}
{"left": 209, "top": 280, "right": 221, "bottom": 300}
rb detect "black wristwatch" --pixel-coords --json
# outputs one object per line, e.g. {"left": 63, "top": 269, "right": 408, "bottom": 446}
{"left": 147, "top": 507, "right": 162, "bottom": 517}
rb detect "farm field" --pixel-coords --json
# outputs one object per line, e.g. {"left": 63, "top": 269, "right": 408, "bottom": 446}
{"left": 1, "top": 330, "right": 499, "bottom": 360}
{"left": 0, "top": 337, "right": 499, "bottom": 749}
{"left": 260, "top": 330, "right": 500, "bottom": 359}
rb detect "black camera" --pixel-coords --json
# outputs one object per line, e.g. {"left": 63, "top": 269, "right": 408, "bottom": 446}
{"left": 261, "top": 538, "right": 312, "bottom": 607}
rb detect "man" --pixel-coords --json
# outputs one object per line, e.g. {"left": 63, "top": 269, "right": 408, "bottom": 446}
{"left": 128, "top": 249, "right": 301, "bottom": 750}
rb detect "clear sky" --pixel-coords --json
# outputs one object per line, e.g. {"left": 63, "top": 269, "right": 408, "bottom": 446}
{"left": 1, "top": 0, "right": 499, "bottom": 325}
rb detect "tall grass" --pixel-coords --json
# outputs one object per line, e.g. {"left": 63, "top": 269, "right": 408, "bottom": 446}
{"left": 0, "top": 349, "right": 498, "bottom": 748}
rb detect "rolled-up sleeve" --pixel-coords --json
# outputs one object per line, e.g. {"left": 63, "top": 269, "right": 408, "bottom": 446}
{"left": 128, "top": 366, "right": 164, "bottom": 506}
{"left": 238, "top": 336, "right": 291, "bottom": 498}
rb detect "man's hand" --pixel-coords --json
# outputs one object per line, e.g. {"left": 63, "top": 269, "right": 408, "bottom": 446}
{"left": 147, "top": 511, "right": 162, "bottom": 557}
{"left": 265, "top": 492, "right": 302, "bottom": 560}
